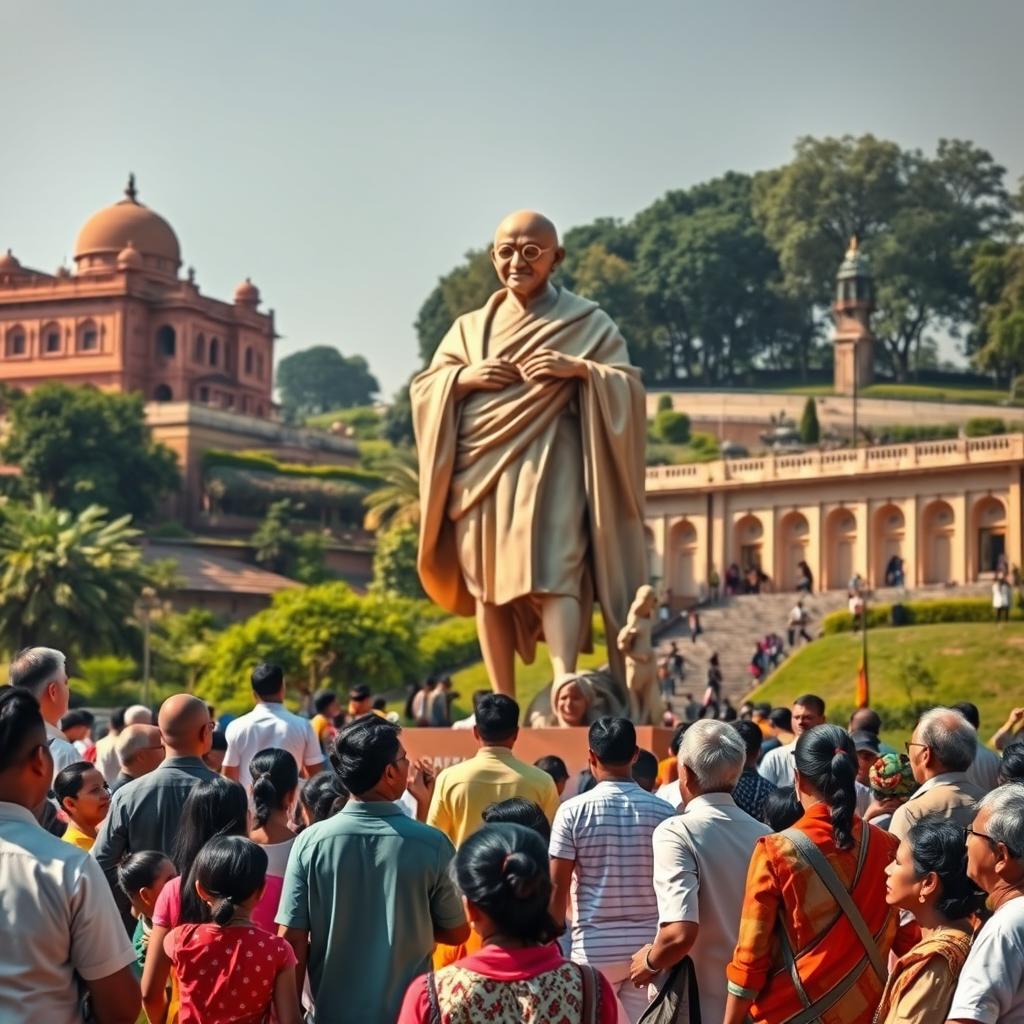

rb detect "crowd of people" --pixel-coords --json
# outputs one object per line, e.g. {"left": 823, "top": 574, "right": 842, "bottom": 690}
{"left": 2, "top": 643, "right": 1024, "bottom": 1023}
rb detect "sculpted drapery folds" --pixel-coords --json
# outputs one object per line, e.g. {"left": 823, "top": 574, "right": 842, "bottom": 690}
{"left": 411, "top": 211, "right": 648, "bottom": 697}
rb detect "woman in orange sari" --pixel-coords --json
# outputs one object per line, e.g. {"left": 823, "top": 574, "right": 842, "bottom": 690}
{"left": 874, "top": 815, "right": 983, "bottom": 1023}
{"left": 724, "top": 724, "right": 913, "bottom": 1024}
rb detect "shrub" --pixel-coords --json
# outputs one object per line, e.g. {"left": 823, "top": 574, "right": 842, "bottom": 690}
{"left": 654, "top": 409, "right": 691, "bottom": 444}
{"left": 822, "top": 596, "right": 1021, "bottom": 634}
{"left": 657, "top": 394, "right": 674, "bottom": 413}
{"left": 799, "top": 397, "right": 820, "bottom": 444}
{"left": 964, "top": 417, "right": 1006, "bottom": 438}
{"left": 418, "top": 617, "right": 481, "bottom": 674}
{"left": 876, "top": 423, "right": 958, "bottom": 443}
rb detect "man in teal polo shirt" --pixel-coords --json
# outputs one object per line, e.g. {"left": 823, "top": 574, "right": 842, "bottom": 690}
{"left": 277, "top": 715, "right": 468, "bottom": 1023}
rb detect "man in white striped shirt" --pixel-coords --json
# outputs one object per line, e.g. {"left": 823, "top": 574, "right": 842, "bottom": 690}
{"left": 550, "top": 717, "right": 676, "bottom": 1023}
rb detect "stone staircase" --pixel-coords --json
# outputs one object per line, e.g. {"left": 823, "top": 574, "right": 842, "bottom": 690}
{"left": 655, "top": 582, "right": 991, "bottom": 708}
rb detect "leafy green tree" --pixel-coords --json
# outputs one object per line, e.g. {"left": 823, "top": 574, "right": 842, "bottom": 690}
{"left": 2, "top": 384, "right": 179, "bottom": 522}
{"left": 194, "top": 582, "right": 421, "bottom": 713}
{"left": 756, "top": 135, "right": 1012, "bottom": 380}
{"left": 363, "top": 448, "right": 419, "bottom": 532}
{"left": 251, "top": 500, "right": 298, "bottom": 575}
{"left": 381, "top": 383, "right": 415, "bottom": 446}
{"left": 371, "top": 523, "right": 425, "bottom": 599}
{"left": 150, "top": 608, "right": 218, "bottom": 691}
{"left": 799, "top": 397, "right": 821, "bottom": 443}
{"left": 72, "top": 655, "right": 139, "bottom": 705}
{"left": 415, "top": 248, "right": 497, "bottom": 364}
{"left": 0, "top": 496, "right": 148, "bottom": 655}
{"left": 276, "top": 346, "right": 380, "bottom": 420}
{"left": 294, "top": 531, "right": 328, "bottom": 585}
{"left": 971, "top": 241, "right": 1024, "bottom": 379}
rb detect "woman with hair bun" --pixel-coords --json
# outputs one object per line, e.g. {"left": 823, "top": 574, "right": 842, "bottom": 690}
{"left": 399, "top": 823, "right": 616, "bottom": 1024}
{"left": 165, "top": 836, "right": 300, "bottom": 1023}
{"left": 875, "top": 815, "right": 984, "bottom": 1023}
{"left": 248, "top": 748, "right": 299, "bottom": 931}
{"left": 724, "top": 724, "right": 911, "bottom": 1024}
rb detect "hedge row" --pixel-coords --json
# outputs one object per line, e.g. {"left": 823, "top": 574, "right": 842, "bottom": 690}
{"left": 417, "top": 616, "right": 482, "bottom": 674}
{"left": 822, "top": 596, "right": 1023, "bottom": 634}
{"left": 201, "top": 449, "right": 383, "bottom": 488}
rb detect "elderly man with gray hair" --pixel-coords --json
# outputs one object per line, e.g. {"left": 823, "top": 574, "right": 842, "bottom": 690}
{"left": 110, "top": 724, "right": 164, "bottom": 792}
{"left": 889, "top": 706, "right": 985, "bottom": 840}
{"left": 630, "top": 718, "right": 771, "bottom": 1022}
{"left": 947, "top": 783, "right": 1024, "bottom": 1023}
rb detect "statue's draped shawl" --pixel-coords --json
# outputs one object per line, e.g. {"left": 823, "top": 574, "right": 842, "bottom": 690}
{"left": 411, "top": 287, "right": 647, "bottom": 679}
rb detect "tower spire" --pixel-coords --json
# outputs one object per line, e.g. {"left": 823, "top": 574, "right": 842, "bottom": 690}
{"left": 125, "top": 173, "right": 138, "bottom": 202}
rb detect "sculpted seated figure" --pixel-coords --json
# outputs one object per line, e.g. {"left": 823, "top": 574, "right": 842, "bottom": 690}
{"left": 412, "top": 211, "right": 647, "bottom": 699}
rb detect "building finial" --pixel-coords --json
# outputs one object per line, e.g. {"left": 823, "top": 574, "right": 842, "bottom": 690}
{"left": 125, "top": 173, "right": 138, "bottom": 202}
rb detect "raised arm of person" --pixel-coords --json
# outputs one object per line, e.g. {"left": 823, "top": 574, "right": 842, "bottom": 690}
{"left": 991, "top": 707, "right": 1024, "bottom": 750}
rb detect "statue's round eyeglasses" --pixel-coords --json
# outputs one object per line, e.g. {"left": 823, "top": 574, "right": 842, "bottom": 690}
{"left": 494, "top": 243, "right": 552, "bottom": 263}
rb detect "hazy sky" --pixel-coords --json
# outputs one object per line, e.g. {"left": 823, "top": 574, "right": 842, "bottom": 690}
{"left": 3, "top": 2, "right": 1022, "bottom": 395}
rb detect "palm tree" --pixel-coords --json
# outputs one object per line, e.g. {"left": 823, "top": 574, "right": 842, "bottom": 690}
{"left": 363, "top": 448, "right": 420, "bottom": 532}
{"left": 0, "top": 495, "right": 148, "bottom": 655}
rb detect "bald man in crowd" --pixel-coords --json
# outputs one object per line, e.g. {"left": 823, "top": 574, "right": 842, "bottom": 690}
{"left": 93, "top": 695, "right": 217, "bottom": 920}
{"left": 413, "top": 210, "right": 647, "bottom": 697}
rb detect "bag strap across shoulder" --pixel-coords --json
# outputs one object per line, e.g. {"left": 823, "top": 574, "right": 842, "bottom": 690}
{"left": 579, "top": 962, "right": 601, "bottom": 1024}
{"left": 781, "top": 826, "right": 886, "bottom": 982}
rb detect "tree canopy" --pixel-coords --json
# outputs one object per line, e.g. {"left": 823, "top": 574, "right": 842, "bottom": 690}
{"left": 277, "top": 346, "right": 380, "bottom": 421}
{"left": 2, "top": 384, "right": 180, "bottom": 522}
{"left": 413, "top": 135, "right": 1017, "bottom": 385}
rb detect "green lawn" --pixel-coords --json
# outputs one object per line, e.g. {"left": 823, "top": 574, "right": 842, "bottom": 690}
{"left": 747, "top": 622, "right": 1023, "bottom": 747}
{"left": 449, "top": 642, "right": 609, "bottom": 722}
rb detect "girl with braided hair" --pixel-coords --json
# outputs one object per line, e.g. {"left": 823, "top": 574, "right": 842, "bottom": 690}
{"left": 248, "top": 748, "right": 299, "bottom": 932}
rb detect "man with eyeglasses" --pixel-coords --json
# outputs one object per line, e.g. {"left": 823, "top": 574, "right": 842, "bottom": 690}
{"left": 412, "top": 210, "right": 647, "bottom": 700}
{"left": 947, "top": 784, "right": 1024, "bottom": 1023}
{"left": 890, "top": 706, "right": 985, "bottom": 841}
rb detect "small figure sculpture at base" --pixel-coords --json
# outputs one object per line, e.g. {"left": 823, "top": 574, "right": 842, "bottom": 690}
{"left": 617, "top": 585, "right": 660, "bottom": 724}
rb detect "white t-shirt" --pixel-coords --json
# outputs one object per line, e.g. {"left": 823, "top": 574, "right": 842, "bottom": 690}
{"left": 759, "top": 741, "right": 796, "bottom": 787}
{"left": 223, "top": 702, "right": 325, "bottom": 791}
{"left": 655, "top": 780, "right": 683, "bottom": 811}
{"left": 948, "top": 894, "right": 1024, "bottom": 1022}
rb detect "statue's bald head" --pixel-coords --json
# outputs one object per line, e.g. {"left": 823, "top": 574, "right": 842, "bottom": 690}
{"left": 493, "top": 210, "right": 560, "bottom": 249}
{"left": 491, "top": 210, "right": 564, "bottom": 300}
{"left": 158, "top": 694, "right": 212, "bottom": 756}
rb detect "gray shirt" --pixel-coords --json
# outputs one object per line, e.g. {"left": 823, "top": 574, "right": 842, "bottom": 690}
{"left": 93, "top": 755, "right": 218, "bottom": 881}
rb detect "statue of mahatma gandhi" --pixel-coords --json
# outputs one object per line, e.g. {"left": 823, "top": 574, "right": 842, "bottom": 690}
{"left": 412, "top": 210, "right": 648, "bottom": 699}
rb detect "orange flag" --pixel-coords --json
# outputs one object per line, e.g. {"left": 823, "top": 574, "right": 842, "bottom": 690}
{"left": 855, "top": 651, "right": 870, "bottom": 708}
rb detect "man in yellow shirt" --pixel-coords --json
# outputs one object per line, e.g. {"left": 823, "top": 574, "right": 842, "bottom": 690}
{"left": 426, "top": 693, "right": 560, "bottom": 848}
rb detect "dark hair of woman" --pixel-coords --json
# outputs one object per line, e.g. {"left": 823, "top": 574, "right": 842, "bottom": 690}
{"left": 453, "top": 823, "right": 562, "bottom": 945}
{"left": 299, "top": 772, "right": 349, "bottom": 825}
{"left": 52, "top": 761, "right": 95, "bottom": 807}
{"left": 250, "top": 748, "right": 299, "bottom": 829}
{"left": 117, "top": 850, "right": 174, "bottom": 899}
{"left": 794, "top": 724, "right": 858, "bottom": 850}
{"left": 192, "top": 835, "right": 268, "bottom": 926}
{"left": 998, "top": 739, "right": 1024, "bottom": 785}
{"left": 906, "top": 815, "right": 987, "bottom": 920}
{"left": 171, "top": 776, "right": 249, "bottom": 924}
{"left": 481, "top": 798, "right": 551, "bottom": 842}
{"left": 763, "top": 785, "right": 803, "bottom": 833}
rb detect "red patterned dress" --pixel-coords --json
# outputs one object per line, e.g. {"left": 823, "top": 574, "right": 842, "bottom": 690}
{"left": 398, "top": 944, "right": 617, "bottom": 1024}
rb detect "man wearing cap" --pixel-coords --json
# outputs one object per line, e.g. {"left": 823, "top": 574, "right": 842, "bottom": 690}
{"left": 348, "top": 684, "right": 373, "bottom": 719}
{"left": 850, "top": 728, "right": 880, "bottom": 816}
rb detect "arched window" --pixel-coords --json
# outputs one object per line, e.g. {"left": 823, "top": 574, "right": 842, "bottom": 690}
{"left": 256, "top": 353, "right": 265, "bottom": 380}
{"left": 244, "top": 346, "right": 254, "bottom": 375}
{"left": 153, "top": 384, "right": 173, "bottom": 402}
{"left": 42, "top": 322, "right": 61, "bottom": 354}
{"left": 156, "top": 325, "right": 176, "bottom": 358}
{"left": 193, "top": 333, "right": 205, "bottom": 363}
{"left": 209, "top": 337, "right": 219, "bottom": 367}
{"left": 77, "top": 320, "right": 99, "bottom": 352}
{"left": 4, "top": 325, "right": 26, "bottom": 357}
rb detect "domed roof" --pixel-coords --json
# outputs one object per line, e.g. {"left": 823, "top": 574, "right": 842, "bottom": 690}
{"left": 0, "top": 249, "right": 22, "bottom": 272}
{"left": 74, "top": 175, "right": 181, "bottom": 268}
{"left": 837, "top": 235, "right": 871, "bottom": 280}
{"left": 116, "top": 240, "right": 144, "bottom": 270}
{"left": 234, "top": 277, "right": 260, "bottom": 305}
